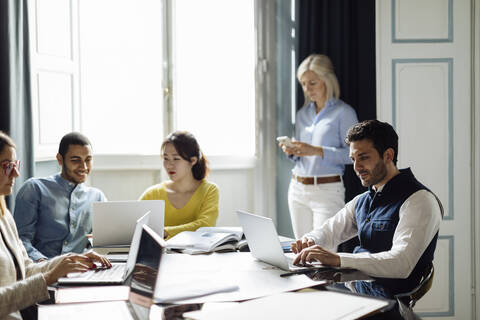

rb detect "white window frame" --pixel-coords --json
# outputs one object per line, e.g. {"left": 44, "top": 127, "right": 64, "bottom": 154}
{"left": 30, "top": 0, "right": 263, "bottom": 173}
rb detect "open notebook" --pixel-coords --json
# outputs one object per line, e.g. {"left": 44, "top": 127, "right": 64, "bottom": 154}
{"left": 41, "top": 225, "right": 165, "bottom": 320}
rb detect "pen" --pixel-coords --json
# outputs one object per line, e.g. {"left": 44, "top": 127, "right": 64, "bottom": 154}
{"left": 280, "top": 269, "right": 318, "bottom": 277}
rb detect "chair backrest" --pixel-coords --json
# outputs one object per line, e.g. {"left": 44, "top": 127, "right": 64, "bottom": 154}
{"left": 396, "top": 263, "right": 435, "bottom": 309}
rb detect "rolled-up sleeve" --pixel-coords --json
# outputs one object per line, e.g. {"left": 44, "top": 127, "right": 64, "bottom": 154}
{"left": 338, "top": 190, "right": 442, "bottom": 278}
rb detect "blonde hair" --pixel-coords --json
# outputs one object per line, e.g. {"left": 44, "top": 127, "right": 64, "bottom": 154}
{"left": 297, "top": 54, "right": 340, "bottom": 107}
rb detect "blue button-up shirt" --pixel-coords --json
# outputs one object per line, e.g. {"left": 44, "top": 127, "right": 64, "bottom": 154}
{"left": 292, "top": 99, "right": 358, "bottom": 176}
{"left": 13, "top": 173, "right": 106, "bottom": 261}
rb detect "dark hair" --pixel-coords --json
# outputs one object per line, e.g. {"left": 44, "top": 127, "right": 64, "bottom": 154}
{"left": 161, "top": 131, "right": 209, "bottom": 180}
{"left": 345, "top": 120, "right": 398, "bottom": 165}
{"left": 0, "top": 131, "right": 16, "bottom": 154}
{"left": 0, "top": 131, "right": 16, "bottom": 215}
{"left": 58, "top": 132, "right": 92, "bottom": 159}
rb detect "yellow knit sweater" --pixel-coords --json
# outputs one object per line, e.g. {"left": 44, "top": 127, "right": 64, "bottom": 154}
{"left": 139, "top": 180, "right": 219, "bottom": 239}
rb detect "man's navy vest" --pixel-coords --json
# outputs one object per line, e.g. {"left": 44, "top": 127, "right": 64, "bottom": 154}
{"left": 353, "top": 168, "right": 440, "bottom": 295}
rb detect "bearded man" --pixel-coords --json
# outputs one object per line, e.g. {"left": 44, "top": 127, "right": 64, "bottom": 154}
{"left": 292, "top": 120, "right": 442, "bottom": 296}
{"left": 14, "top": 132, "right": 106, "bottom": 261}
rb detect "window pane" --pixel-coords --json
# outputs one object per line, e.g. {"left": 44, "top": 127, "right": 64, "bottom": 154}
{"left": 79, "top": 0, "right": 164, "bottom": 155}
{"left": 174, "top": 0, "right": 255, "bottom": 156}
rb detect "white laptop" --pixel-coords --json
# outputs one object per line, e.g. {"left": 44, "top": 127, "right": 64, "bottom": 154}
{"left": 237, "top": 210, "right": 323, "bottom": 271}
{"left": 58, "top": 211, "right": 150, "bottom": 285}
{"left": 41, "top": 225, "right": 166, "bottom": 320}
{"left": 92, "top": 200, "right": 164, "bottom": 247}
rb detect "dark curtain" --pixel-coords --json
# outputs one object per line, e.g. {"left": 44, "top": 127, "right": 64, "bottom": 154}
{"left": 298, "top": 0, "right": 376, "bottom": 251}
{"left": 0, "top": 0, "right": 34, "bottom": 210}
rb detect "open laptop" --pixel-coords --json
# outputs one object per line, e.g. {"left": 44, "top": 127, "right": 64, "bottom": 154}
{"left": 58, "top": 211, "right": 150, "bottom": 285}
{"left": 237, "top": 210, "right": 323, "bottom": 271}
{"left": 40, "top": 225, "right": 165, "bottom": 320}
{"left": 92, "top": 200, "right": 164, "bottom": 247}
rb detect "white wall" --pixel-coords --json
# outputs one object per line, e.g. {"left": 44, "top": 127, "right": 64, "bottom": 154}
{"left": 89, "top": 166, "right": 255, "bottom": 228}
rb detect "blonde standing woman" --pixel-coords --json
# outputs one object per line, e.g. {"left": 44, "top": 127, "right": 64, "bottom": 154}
{"left": 279, "top": 54, "right": 358, "bottom": 239}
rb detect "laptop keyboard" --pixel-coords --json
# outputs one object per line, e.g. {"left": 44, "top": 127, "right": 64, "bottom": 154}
{"left": 286, "top": 256, "right": 317, "bottom": 269}
{"left": 71, "top": 264, "right": 126, "bottom": 281}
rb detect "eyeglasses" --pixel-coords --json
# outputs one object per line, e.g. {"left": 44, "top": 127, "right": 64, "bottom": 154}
{"left": 2, "top": 160, "right": 20, "bottom": 176}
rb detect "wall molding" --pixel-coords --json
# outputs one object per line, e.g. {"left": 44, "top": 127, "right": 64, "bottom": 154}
{"left": 391, "top": 0, "right": 453, "bottom": 43}
{"left": 392, "top": 58, "right": 454, "bottom": 220}
{"left": 417, "top": 235, "right": 455, "bottom": 317}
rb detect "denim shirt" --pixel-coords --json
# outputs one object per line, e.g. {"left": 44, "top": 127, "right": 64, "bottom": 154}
{"left": 13, "top": 173, "right": 106, "bottom": 261}
{"left": 291, "top": 99, "right": 358, "bottom": 176}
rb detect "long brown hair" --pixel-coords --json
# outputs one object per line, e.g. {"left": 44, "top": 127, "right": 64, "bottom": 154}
{"left": 161, "top": 131, "right": 209, "bottom": 180}
{"left": 0, "top": 131, "right": 16, "bottom": 215}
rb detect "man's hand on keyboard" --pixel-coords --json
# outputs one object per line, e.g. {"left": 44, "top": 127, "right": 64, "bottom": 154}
{"left": 291, "top": 237, "right": 315, "bottom": 254}
{"left": 71, "top": 251, "right": 112, "bottom": 269}
{"left": 292, "top": 245, "right": 340, "bottom": 267}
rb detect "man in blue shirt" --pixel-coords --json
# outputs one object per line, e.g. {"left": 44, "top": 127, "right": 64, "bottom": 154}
{"left": 14, "top": 132, "right": 106, "bottom": 261}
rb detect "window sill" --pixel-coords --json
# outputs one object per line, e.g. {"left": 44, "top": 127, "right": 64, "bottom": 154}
{"left": 36, "top": 154, "right": 257, "bottom": 171}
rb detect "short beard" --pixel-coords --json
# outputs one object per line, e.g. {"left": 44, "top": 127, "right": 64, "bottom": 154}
{"left": 363, "top": 160, "right": 387, "bottom": 187}
{"left": 62, "top": 163, "right": 83, "bottom": 184}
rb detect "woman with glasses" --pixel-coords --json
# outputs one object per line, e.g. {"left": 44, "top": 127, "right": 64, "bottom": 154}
{"left": 0, "top": 131, "right": 111, "bottom": 319}
{"left": 139, "top": 131, "right": 219, "bottom": 240}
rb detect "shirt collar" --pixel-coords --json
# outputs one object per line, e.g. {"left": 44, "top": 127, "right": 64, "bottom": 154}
{"left": 372, "top": 184, "right": 385, "bottom": 193}
{"left": 310, "top": 98, "right": 338, "bottom": 125}
{"left": 324, "top": 98, "right": 337, "bottom": 109}
{"left": 307, "top": 98, "right": 337, "bottom": 112}
{"left": 368, "top": 168, "right": 413, "bottom": 197}
{"left": 54, "top": 173, "right": 83, "bottom": 191}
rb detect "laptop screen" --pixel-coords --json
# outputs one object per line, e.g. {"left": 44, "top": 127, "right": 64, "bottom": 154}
{"left": 93, "top": 200, "right": 165, "bottom": 246}
{"left": 128, "top": 225, "right": 164, "bottom": 308}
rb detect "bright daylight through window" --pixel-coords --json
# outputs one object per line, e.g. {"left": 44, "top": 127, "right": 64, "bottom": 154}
{"left": 30, "top": 0, "right": 255, "bottom": 159}
{"left": 79, "top": 0, "right": 164, "bottom": 155}
{"left": 173, "top": 0, "right": 255, "bottom": 157}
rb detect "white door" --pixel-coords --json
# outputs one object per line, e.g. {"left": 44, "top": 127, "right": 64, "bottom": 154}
{"left": 376, "top": 0, "right": 473, "bottom": 318}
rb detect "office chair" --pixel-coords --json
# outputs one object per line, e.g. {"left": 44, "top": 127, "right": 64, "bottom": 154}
{"left": 395, "top": 262, "right": 435, "bottom": 309}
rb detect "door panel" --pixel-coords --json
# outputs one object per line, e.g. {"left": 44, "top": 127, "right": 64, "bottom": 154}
{"left": 376, "top": 0, "right": 472, "bottom": 318}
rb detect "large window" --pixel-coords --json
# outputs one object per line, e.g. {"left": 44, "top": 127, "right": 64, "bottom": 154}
{"left": 173, "top": 0, "right": 255, "bottom": 156}
{"left": 29, "top": 0, "right": 256, "bottom": 161}
{"left": 79, "top": 0, "right": 164, "bottom": 155}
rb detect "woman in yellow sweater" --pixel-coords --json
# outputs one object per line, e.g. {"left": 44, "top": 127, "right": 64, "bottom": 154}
{"left": 140, "top": 131, "right": 219, "bottom": 239}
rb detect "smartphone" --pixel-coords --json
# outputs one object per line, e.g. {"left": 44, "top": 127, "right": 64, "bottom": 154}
{"left": 276, "top": 136, "right": 295, "bottom": 148}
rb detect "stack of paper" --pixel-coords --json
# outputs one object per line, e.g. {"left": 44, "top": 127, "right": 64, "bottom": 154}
{"left": 183, "top": 291, "right": 389, "bottom": 320}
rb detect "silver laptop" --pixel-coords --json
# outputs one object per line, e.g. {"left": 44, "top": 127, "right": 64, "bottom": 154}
{"left": 92, "top": 200, "right": 164, "bottom": 247}
{"left": 41, "top": 225, "right": 165, "bottom": 320}
{"left": 58, "top": 211, "right": 150, "bottom": 285}
{"left": 237, "top": 210, "right": 322, "bottom": 271}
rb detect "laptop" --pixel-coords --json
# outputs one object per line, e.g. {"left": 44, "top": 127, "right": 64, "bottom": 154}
{"left": 92, "top": 200, "right": 165, "bottom": 247}
{"left": 58, "top": 211, "right": 150, "bottom": 285}
{"left": 237, "top": 210, "right": 323, "bottom": 271}
{"left": 41, "top": 225, "right": 165, "bottom": 320}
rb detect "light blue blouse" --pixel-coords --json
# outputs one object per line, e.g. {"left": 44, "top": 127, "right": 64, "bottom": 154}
{"left": 291, "top": 99, "right": 358, "bottom": 177}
